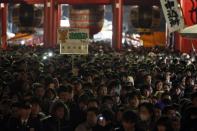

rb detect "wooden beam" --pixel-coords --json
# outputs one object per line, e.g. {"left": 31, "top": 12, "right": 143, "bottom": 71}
{"left": 57, "top": 0, "right": 112, "bottom": 5}
{"left": 0, "top": 0, "right": 44, "bottom": 4}
{"left": 124, "top": 0, "right": 160, "bottom": 6}
{"left": 57, "top": 0, "right": 160, "bottom": 6}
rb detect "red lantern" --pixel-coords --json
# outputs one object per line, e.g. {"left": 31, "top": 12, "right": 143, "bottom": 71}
{"left": 69, "top": 5, "right": 104, "bottom": 37}
{"left": 12, "top": 3, "right": 44, "bottom": 33}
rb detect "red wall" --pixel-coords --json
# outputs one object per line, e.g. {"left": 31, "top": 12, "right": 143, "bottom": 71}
{"left": 176, "top": 0, "right": 197, "bottom": 53}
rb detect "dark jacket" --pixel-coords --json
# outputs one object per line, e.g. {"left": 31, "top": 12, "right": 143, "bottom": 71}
{"left": 42, "top": 116, "right": 71, "bottom": 131}
{"left": 6, "top": 117, "right": 41, "bottom": 131}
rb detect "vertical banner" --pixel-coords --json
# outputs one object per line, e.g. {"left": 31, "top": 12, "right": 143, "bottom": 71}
{"left": 160, "top": 0, "right": 185, "bottom": 33}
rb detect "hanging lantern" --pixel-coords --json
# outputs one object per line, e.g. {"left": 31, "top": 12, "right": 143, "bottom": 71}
{"left": 69, "top": 5, "right": 104, "bottom": 37}
{"left": 12, "top": 3, "right": 43, "bottom": 33}
{"left": 130, "top": 5, "right": 161, "bottom": 33}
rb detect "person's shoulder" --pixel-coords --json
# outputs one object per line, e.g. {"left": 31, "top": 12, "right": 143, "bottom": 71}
{"left": 41, "top": 115, "right": 53, "bottom": 123}
{"left": 7, "top": 116, "right": 19, "bottom": 123}
{"left": 75, "top": 122, "right": 87, "bottom": 131}
{"left": 136, "top": 128, "right": 146, "bottom": 131}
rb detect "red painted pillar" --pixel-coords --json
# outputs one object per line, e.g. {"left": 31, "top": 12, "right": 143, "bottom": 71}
{"left": 57, "top": 5, "right": 61, "bottom": 30}
{"left": 49, "top": 0, "right": 54, "bottom": 47}
{"left": 44, "top": 0, "right": 51, "bottom": 48}
{"left": 1, "top": 3, "right": 8, "bottom": 50}
{"left": 50, "top": 0, "right": 60, "bottom": 48}
{"left": 112, "top": 0, "right": 123, "bottom": 50}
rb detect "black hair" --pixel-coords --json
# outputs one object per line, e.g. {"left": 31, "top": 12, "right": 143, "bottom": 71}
{"left": 45, "top": 75, "right": 54, "bottom": 85}
{"left": 122, "top": 110, "right": 139, "bottom": 124}
{"left": 33, "top": 83, "right": 44, "bottom": 91}
{"left": 162, "top": 105, "right": 176, "bottom": 115}
{"left": 57, "top": 85, "right": 73, "bottom": 94}
{"left": 44, "top": 88, "right": 57, "bottom": 99}
{"left": 191, "top": 92, "right": 197, "bottom": 101}
{"left": 11, "top": 102, "right": 21, "bottom": 108}
{"left": 49, "top": 100, "right": 69, "bottom": 120}
{"left": 127, "top": 91, "right": 140, "bottom": 101}
{"left": 102, "top": 96, "right": 113, "bottom": 104}
{"left": 101, "top": 109, "right": 114, "bottom": 122}
{"left": 18, "top": 101, "right": 32, "bottom": 109}
{"left": 30, "top": 97, "right": 41, "bottom": 106}
{"left": 87, "top": 107, "right": 99, "bottom": 115}
{"left": 153, "top": 117, "right": 174, "bottom": 131}
{"left": 88, "top": 98, "right": 99, "bottom": 106}
{"left": 139, "top": 102, "right": 154, "bottom": 116}
{"left": 78, "top": 94, "right": 89, "bottom": 104}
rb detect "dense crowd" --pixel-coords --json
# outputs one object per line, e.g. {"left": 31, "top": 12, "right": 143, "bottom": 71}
{"left": 0, "top": 43, "right": 197, "bottom": 131}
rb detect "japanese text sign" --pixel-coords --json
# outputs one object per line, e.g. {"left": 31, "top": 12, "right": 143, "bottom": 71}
{"left": 160, "top": 0, "right": 185, "bottom": 32}
{"left": 58, "top": 28, "right": 89, "bottom": 55}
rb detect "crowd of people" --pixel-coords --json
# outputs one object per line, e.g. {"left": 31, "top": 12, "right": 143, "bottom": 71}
{"left": 0, "top": 43, "right": 197, "bottom": 131}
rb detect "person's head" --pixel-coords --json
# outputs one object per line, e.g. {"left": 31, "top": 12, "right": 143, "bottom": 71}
{"left": 171, "top": 116, "right": 181, "bottom": 131}
{"left": 127, "top": 76, "right": 134, "bottom": 87}
{"left": 18, "top": 101, "right": 32, "bottom": 120}
{"left": 127, "top": 91, "right": 140, "bottom": 108}
{"left": 191, "top": 92, "right": 197, "bottom": 107}
{"left": 154, "top": 117, "right": 174, "bottom": 131}
{"left": 113, "top": 93, "right": 121, "bottom": 104}
{"left": 144, "top": 74, "right": 152, "bottom": 85}
{"left": 185, "top": 107, "right": 197, "bottom": 130}
{"left": 181, "top": 76, "right": 186, "bottom": 85}
{"left": 50, "top": 100, "right": 69, "bottom": 120}
{"left": 122, "top": 110, "right": 139, "bottom": 131}
{"left": 161, "top": 93, "right": 172, "bottom": 105}
{"left": 45, "top": 63, "right": 55, "bottom": 74}
{"left": 45, "top": 75, "right": 55, "bottom": 89}
{"left": 162, "top": 105, "right": 177, "bottom": 119}
{"left": 138, "top": 102, "right": 154, "bottom": 121}
{"left": 10, "top": 102, "right": 21, "bottom": 117}
{"left": 185, "top": 69, "right": 192, "bottom": 77}
{"left": 97, "top": 85, "right": 108, "bottom": 96}
{"left": 21, "top": 81, "right": 31, "bottom": 92}
{"left": 33, "top": 83, "right": 45, "bottom": 98}
{"left": 102, "top": 96, "right": 114, "bottom": 109}
{"left": 165, "top": 72, "right": 171, "bottom": 82}
{"left": 57, "top": 85, "right": 73, "bottom": 103}
{"left": 88, "top": 98, "right": 99, "bottom": 109}
{"left": 99, "top": 109, "right": 114, "bottom": 126}
{"left": 23, "top": 92, "right": 33, "bottom": 102}
{"left": 171, "top": 84, "right": 181, "bottom": 96}
{"left": 141, "top": 86, "right": 151, "bottom": 98}
{"left": 154, "top": 104, "right": 162, "bottom": 121}
{"left": 78, "top": 94, "right": 89, "bottom": 110}
{"left": 155, "top": 81, "right": 163, "bottom": 91}
{"left": 163, "top": 83, "right": 171, "bottom": 92}
{"left": 185, "top": 76, "right": 194, "bottom": 86}
{"left": 30, "top": 97, "right": 41, "bottom": 116}
{"left": 73, "top": 80, "right": 82, "bottom": 94}
{"left": 86, "top": 107, "right": 99, "bottom": 127}
{"left": 44, "top": 88, "right": 57, "bottom": 100}
{"left": 115, "top": 106, "right": 125, "bottom": 122}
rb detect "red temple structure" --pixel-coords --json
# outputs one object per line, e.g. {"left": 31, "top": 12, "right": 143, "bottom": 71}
{"left": 0, "top": 0, "right": 197, "bottom": 52}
